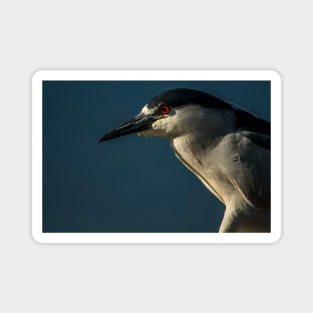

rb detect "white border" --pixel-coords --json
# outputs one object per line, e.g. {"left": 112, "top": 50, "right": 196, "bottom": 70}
{"left": 32, "top": 70, "right": 281, "bottom": 243}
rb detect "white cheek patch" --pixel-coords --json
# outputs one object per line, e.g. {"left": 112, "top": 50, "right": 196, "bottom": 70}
{"left": 152, "top": 120, "right": 159, "bottom": 130}
{"left": 137, "top": 120, "right": 168, "bottom": 138}
{"left": 138, "top": 104, "right": 170, "bottom": 138}
{"left": 151, "top": 119, "right": 170, "bottom": 137}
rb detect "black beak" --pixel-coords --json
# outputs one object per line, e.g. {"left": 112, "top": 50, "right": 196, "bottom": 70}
{"left": 98, "top": 113, "right": 155, "bottom": 142}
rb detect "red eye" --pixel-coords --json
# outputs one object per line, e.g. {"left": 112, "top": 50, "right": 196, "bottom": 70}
{"left": 159, "top": 104, "right": 171, "bottom": 115}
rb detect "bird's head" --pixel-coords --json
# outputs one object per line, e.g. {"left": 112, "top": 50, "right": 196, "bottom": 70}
{"left": 98, "top": 88, "right": 234, "bottom": 142}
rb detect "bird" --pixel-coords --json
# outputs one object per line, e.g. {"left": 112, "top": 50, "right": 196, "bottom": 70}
{"left": 98, "top": 88, "right": 270, "bottom": 233}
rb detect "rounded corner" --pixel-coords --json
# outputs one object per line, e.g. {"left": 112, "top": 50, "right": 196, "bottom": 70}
{"left": 32, "top": 70, "right": 46, "bottom": 83}
{"left": 31, "top": 230, "right": 44, "bottom": 244}
{"left": 268, "top": 69, "right": 282, "bottom": 83}
{"left": 269, "top": 230, "right": 282, "bottom": 244}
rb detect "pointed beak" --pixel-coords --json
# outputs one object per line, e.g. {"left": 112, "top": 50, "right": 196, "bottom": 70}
{"left": 98, "top": 113, "right": 155, "bottom": 142}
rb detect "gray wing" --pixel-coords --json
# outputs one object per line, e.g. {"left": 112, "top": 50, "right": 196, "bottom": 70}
{"left": 229, "top": 130, "right": 270, "bottom": 210}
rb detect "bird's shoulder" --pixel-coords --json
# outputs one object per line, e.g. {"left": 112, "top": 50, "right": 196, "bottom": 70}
{"left": 233, "top": 109, "right": 270, "bottom": 149}
{"left": 215, "top": 126, "right": 271, "bottom": 211}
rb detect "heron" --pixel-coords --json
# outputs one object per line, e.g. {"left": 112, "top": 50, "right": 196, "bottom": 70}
{"left": 98, "top": 88, "right": 270, "bottom": 232}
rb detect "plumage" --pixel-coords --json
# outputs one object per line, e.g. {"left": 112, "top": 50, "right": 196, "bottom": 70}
{"left": 98, "top": 88, "right": 271, "bottom": 232}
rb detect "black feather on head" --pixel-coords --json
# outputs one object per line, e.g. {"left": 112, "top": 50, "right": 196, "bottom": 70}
{"left": 147, "top": 88, "right": 233, "bottom": 110}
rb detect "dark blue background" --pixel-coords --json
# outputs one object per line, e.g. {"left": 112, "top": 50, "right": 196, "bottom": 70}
{"left": 42, "top": 80, "right": 270, "bottom": 232}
